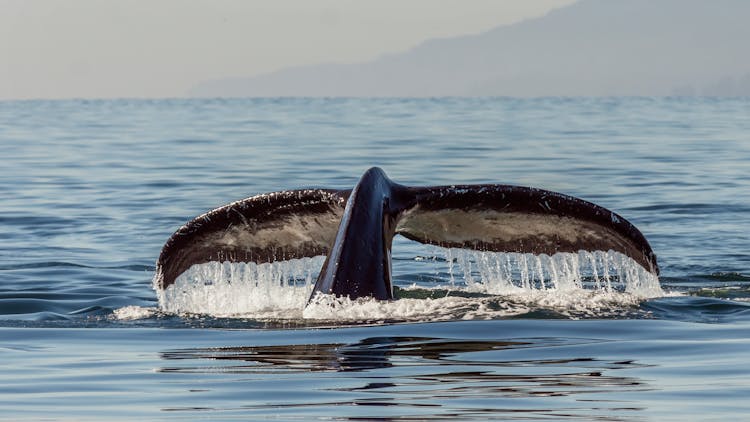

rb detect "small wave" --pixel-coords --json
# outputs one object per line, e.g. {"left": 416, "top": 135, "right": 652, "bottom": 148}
{"left": 694, "top": 286, "right": 750, "bottom": 300}
{"left": 626, "top": 203, "right": 750, "bottom": 214}
{"left": 0, "top": 215, "right": 74, "bottom": 227}
{"left": 643, "top": 296, "right": 750, "bottom": 323}
{"left": 0, "top": 261, "right": 92, "bottom": 271}
{"left": 705, "top": 272, "right": 750, "bottom": 282}
{"left": 0, "top": 261, "right": 154, "bottom": 271}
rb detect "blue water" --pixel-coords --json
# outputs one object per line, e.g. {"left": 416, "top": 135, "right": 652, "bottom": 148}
{"left": 1, "top": 97, "right": 749, "bottom": 420}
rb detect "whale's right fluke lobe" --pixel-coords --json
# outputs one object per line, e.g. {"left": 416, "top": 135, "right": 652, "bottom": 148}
{"left": 397, "top": 185, "right": 659, "bottom": 276}
{"left": 308, "top": 169, "right": 658, "bottom": 304}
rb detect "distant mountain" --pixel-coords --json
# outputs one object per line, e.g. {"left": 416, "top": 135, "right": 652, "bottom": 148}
{"left": 190, "top": 0, "right": 750, "bottom": 97}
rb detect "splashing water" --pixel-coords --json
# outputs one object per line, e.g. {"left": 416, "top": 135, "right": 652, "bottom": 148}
{"left": 443, "top": 249, "right": 662, "bottom": 297}
{"left": 155, "top": 256, "right": 325, "bottom": 316}
{"left": 149, "top": 245, "right": 662, "bottom": 321}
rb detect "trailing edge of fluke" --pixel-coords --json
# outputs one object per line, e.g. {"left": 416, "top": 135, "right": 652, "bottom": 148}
{"left": 154, "top": 167, "right": 658, "bottom": 303}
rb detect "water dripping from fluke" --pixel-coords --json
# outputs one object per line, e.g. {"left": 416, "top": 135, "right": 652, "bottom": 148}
{"left": 153, "top": 167, "right": 661, "bottom": 321}
{"left": 156, "top": 248, "right": 661, "bottom": 321}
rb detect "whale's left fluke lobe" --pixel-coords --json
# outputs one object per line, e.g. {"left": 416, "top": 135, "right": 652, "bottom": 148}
{"left": 154, "top": 189, "right": 350, "bottom": 291}
{"left": 154, "top": 167, "right": 659, "bottom": 304}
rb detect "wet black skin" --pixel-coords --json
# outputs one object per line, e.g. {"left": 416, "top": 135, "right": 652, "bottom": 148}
{"left": 312, "top": 167, "right": 407, "bottom": 300}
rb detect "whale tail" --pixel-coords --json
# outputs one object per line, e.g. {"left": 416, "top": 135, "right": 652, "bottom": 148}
{"left": 154, "top": 167, "right": 658, "bottom": 303}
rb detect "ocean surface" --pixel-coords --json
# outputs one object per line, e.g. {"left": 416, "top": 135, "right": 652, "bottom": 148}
{"left": 1, "top": 97, "right": 749, "bottom": 420}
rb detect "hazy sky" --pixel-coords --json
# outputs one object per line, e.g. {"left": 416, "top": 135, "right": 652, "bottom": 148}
{"left": 0, "top": 0, "right": 575, "bottom": 100}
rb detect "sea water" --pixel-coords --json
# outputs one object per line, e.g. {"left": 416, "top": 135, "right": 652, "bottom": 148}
{"left": 1, "top": 97, "right": 749, "bottom": 420}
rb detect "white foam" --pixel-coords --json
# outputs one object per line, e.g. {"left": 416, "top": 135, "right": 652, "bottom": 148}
{"left": 153, "top": 249, "right": 662, "bottom": 320}
{"left": 113, "top": 305, "right": 159, "bottom": 320}
{"left": 302, "top": 292, "right": 529, "bottom": 321}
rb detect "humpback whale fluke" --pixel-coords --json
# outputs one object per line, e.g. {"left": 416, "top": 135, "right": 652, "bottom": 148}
{"left": 154, "top": 167, "right": 658, "bottom": 303}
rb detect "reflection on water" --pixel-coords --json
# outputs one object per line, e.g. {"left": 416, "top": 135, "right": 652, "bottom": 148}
{"left": 159, "top": 336, "right": 650, "bottom": 420}
{"left": 161, "top": 337, "right": 530, "bottom": 373}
